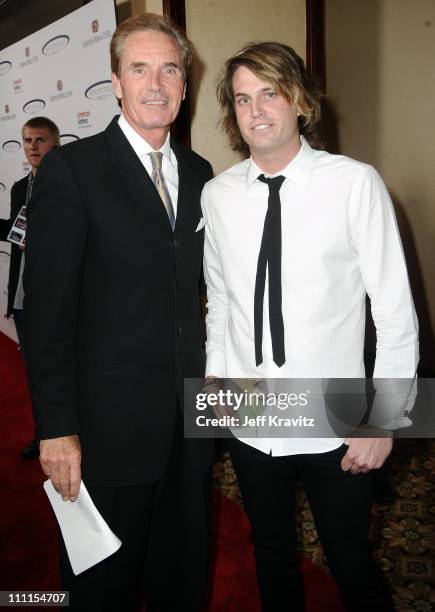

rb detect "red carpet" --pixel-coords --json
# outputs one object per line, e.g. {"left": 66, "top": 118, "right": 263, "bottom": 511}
{"left": 0, "top": 331, "right": 344, "bottom": 611}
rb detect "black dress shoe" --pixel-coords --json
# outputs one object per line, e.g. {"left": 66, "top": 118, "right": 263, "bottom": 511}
{"left": 21, "top": 438, "right": 40, "bottom": 460}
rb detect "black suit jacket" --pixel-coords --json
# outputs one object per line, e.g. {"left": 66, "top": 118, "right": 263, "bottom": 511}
{"left": 0, "top": 175, "right": 28, "bottom": 317}
{"left": 24, "top": 116, "right": 214, "bottom": 486}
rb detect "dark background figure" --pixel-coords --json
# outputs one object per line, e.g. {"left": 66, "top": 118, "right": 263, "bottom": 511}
{"left": 0, "top": 116, "right": 59, "bottom": 460}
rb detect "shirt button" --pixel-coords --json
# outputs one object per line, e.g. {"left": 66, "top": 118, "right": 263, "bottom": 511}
{"left": 176, "top": 281, "right": 181, "bottom": 291}
{"left": 177, "top": 324, "right": 183, "bottom": 334}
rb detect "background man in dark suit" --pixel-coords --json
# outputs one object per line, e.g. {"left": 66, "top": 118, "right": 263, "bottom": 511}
{"left": 24, "top": 14, "right": 213, "bottom": 612}
{"left": 0, "top": 116, "right": 59, "bottom": 460}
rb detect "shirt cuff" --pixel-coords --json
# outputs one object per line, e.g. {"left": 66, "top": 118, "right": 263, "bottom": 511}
{"left": 205, "top": 350, "right": 226, "bottom": 378}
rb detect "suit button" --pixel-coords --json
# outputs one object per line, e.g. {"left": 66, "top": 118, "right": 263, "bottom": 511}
{"left": 176, "top": 367, "right": 182, "bottom": 375}
{"left": 176, "top": 281, "right": 181, "bottom": 291}
{"left": 173, "top": 238, "right": 179, "bottom": 247}
{"left": 177, "top": 324, "right": 183, "bottom": 334}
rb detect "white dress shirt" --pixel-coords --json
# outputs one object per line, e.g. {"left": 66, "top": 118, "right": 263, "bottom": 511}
{"left": 118, "top": 114, "right": 179, "bottom": 216}
{"left": 201, "top": 137, "right": 419, "bottom": 456}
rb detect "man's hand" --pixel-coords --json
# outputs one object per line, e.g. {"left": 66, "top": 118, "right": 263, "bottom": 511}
{"left": 204, "top": 377, "right": 240, "bottom": 425}
{"left": 341, "top": 436, "right": 393, "bottom": 475}
{"left": 40, "top": 435, "right": 81, "bottom": 501}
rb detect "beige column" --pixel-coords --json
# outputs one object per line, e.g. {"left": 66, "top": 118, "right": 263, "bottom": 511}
{"left": 143, "top": 0, "right": 163, "bottom": 14}
{"left": 186, "top": 0, "right": 306, "bottom": 174}
{"left": 326, "top": 0, "right": 435, "bottom": 370}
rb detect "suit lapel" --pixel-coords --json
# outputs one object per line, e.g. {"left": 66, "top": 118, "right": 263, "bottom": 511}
{"left": 105, "top": 117, "right": 172, "bottom": 233}
{"left": 171, "top": 139, "right": 198, "bottom": 238}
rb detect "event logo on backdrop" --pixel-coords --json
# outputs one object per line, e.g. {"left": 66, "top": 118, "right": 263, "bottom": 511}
{"left": 13, "top": 79, "right": 23, "bottom": 93}
{"left": 42, "top": 35, "right": 70, "bottom": 56}
{"left": 83, "top": 17, "right": 111, "bottom": 48}
{"left": 0, "top": 0, "right": 118, "bottom": 341}
{"left": 0, "top": 60, "right": 12, "bottom": 75}
{"left": 50, "top": 79, "right": 73, "bottom": 102}
{"left": 1, "top": 105, "right": 16, "bottom": 121}
{"left": 22, "top": 99, "right": 46, "bottom": 113}
{"left": 0, "top": 60, "right": 12, "bottom": 77}
{"left": 21, "top": 46, "right": 38, "bottom": 67}
{"left": 2, "top": 140, "right": 21, "bottom": 153}
{"left": 84, "top": 80, "right": 113, "bottom": 100}
{"left": 59, "top": 134, "right": 80, "bottom": 145}
{"left": 77, "top": 110, "right": 92, "bottom": 129}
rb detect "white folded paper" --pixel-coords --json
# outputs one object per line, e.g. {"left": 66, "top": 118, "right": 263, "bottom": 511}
{"left": 43, "top": 479, "right": 122, "bottom": 575}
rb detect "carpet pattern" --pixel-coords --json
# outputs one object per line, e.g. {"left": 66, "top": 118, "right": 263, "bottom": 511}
{"left": 214, "top": 438, "right": 435, "bottom": 612}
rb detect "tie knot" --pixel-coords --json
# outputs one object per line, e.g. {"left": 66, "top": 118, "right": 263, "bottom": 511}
{"left": 258, "top": 174, "right": 285, "bottom": 192}
{"left": 149, "top": 151, "right": 163, "bottom": 172}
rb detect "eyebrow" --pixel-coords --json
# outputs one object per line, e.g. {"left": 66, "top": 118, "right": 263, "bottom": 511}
{"left": 129, "top": 61, "right": 181, "bottom": 69}
{"left": 163, "top": 61, "right": 180, "bottom": 69}
{"left": 234, "top": 87, "right": 274, "bottom": 98}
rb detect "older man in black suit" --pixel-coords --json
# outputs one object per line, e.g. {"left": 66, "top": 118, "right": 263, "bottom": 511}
{"left": 24, "top": 14, "right": 213, "bottom": 612}
{"left": 0, "top": 116, "right": 59, "bottom": 460}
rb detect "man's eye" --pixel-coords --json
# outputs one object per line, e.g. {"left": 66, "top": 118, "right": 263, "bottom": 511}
{"left": 237, "top": 97, "right": 249, "bottom": 105}
{"left": 133, "top": 67, "right": 144, "bottom": 74}
{"left": 265, "top": 91, "right": 276, "bottom": 99}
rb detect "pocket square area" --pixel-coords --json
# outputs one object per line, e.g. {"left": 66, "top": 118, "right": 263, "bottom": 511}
{"left": 195, "top": 218, "right": 206, "bottom": 232}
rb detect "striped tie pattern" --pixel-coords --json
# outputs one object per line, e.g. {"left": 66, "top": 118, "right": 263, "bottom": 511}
{"left": 149, "top": 151, "right": 175, "bottom": 230}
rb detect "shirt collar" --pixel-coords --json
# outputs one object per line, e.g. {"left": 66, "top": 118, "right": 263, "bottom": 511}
{"left": 245, "top": 136, "right": 314, "bottom": 190}
{"left": 118, "top": 113, "right": 174, "bottom": 165}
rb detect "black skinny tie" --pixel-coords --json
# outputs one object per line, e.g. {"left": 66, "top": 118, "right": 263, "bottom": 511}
{"left": 254, "top": 175, "right": 286, "bottom": 367}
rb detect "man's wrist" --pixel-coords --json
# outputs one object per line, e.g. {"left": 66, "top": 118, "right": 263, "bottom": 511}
{"left": 203, "top": 376, "right": 223, "bottom": 392}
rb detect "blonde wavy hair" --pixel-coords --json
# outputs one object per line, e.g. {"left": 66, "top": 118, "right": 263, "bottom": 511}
{"left": 217, "top": 41, "right": 322, "bottom": 155}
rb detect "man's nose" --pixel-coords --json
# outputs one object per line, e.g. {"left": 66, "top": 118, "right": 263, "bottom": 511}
{"left": 148, "top": 70, "right": 162, "bottom": 91}
{"left": 251, "top": 98, "right": 264, "bottom": 118}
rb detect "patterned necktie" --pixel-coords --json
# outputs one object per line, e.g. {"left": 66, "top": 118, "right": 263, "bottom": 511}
{"left": 254, "top": 174, "right": 286, "bottom": 367}
{"left": 149, "top": 151, "right": 175, "bottom": 230}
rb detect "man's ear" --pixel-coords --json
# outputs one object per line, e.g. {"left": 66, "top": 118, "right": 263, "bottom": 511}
{"left": 111, "top": 72, "right": 122, "bottom": 100}
{"left": 182, "top": 82, "right": 187, "bottom": 101}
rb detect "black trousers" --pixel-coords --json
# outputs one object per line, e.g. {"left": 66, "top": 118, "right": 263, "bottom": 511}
{"left": 228, "top": 438, "right": 395, "bottom": 612}
{"left": 12, "top": 308, "right": 25, "bottom": 354}
{"left": 60, "top": 416, "right": 212, "bottom": 612}
{"left": 13, "top": 308, "right": 38, "bottom": 443}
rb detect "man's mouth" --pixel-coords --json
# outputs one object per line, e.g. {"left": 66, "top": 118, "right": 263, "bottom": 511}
{"left": 142, "top": 99, "right": 168, "bottom": 106}
{"left": 252, "top": 123, "right": 272, "bottom": 131}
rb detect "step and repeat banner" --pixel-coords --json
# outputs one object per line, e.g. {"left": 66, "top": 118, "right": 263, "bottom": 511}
{"left": 0, "top": 0, "right": 118, "bottom": 340}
